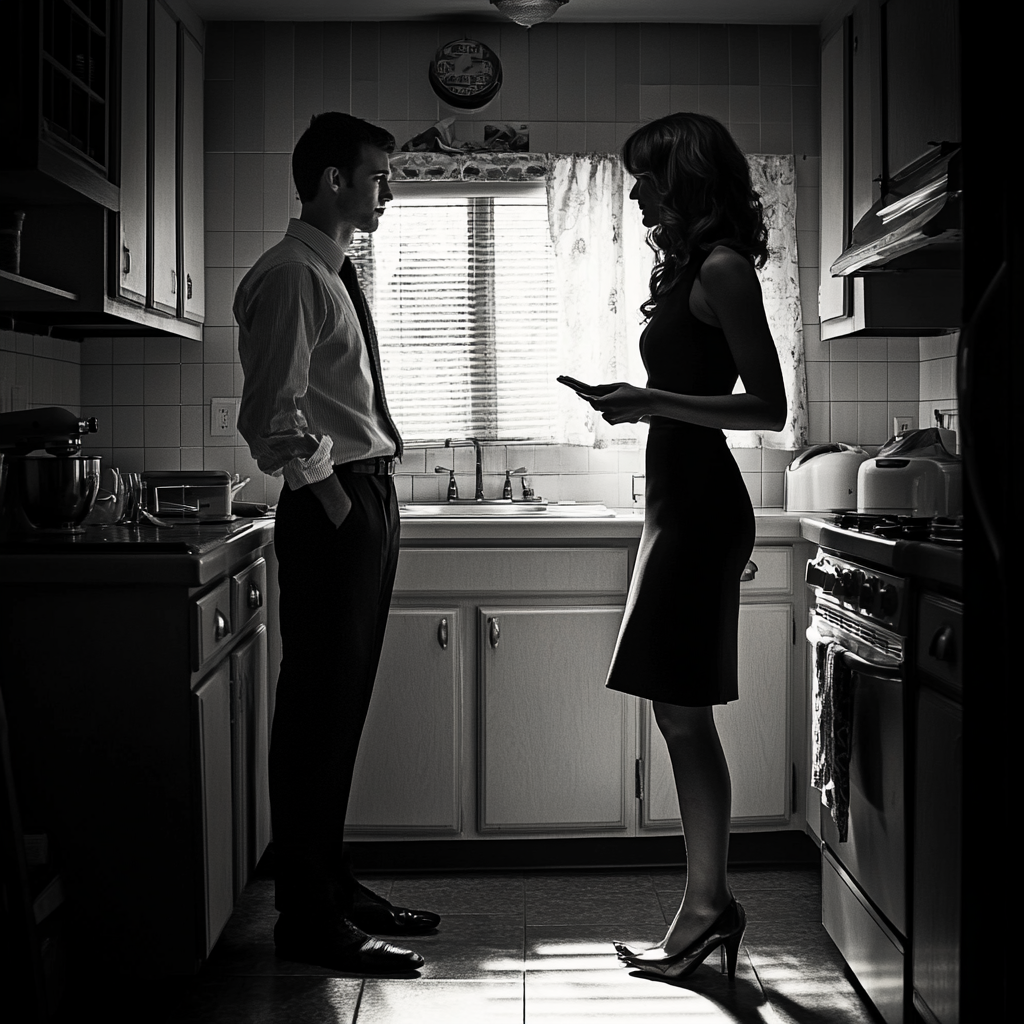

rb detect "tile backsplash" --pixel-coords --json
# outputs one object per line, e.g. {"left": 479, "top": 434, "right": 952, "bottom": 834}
{"left": 1, "top": 18, "right": 960, "bottom": 507}
{"left": 0, "top": 332, "right": 81, "bottom": 415}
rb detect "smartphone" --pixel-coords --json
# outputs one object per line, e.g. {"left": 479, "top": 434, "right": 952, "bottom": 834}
{"left": 556, "top": 375, "right": 618, "bottom": 397}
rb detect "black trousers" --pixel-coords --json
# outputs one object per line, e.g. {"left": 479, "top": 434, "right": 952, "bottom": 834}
{"left": 270, "top": 466, "right": 400, "bottom": 921}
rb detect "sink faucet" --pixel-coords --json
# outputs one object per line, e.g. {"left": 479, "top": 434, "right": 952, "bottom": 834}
{"left": 445, "top": 438, "right": 484, "bottom": 500}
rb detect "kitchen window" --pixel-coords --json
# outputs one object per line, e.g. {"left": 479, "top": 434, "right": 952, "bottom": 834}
{"left": 349, "top": 182, "right": 561, "bottom": 445}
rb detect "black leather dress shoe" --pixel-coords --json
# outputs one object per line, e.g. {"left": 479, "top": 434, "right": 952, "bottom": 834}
{"left": 348, "top": 880, "right": 442, "bottom": 935}
{"left": 274, "top": 914, "right": 425, "bottom": 973}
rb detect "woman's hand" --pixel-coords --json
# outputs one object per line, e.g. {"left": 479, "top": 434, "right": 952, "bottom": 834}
{"left": 584, "top": 383, "right": 652, "bottom": 425}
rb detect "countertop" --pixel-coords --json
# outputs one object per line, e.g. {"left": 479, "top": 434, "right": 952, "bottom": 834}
{"left": 0, "top": 509, "right": 841, "bottom": 588}
{"left": 398, "top": 507, "right": 822, "bottom": 542}
{"left": 0, "top": 518, "right": 275, "bottom": 586}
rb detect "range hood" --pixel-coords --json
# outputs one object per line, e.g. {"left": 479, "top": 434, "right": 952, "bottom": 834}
{"left": 831, "top": 144, "right": 962, "bottom": 276}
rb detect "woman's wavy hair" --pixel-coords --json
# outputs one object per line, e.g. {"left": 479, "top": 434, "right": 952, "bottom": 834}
{"left": 622, "top": 112, "right": 770, "bottom": 319}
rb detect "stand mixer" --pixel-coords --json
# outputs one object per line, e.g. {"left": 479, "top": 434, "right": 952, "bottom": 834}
{"left": 0, "top": 407, "right": 100, "bottom": 537}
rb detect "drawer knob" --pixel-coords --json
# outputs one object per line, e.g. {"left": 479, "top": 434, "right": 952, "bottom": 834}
{"left": 437, "top": 617, "right": 448, "bottom": 650}
{"left": 247, "top": 581, "right": 263, "bottom": 609}
{"left": 929, "top": 625, "right": 956, "bottom": 664}
{"left": 488, "top": 617, "right": 500, "bottom": 649}
{"left": 214, "top": 609, "right": 230, "bottom": 641}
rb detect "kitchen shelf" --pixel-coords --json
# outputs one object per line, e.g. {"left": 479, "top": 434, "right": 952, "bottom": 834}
{"left": 0, "top": 269, "right": 77, "bottom": 303}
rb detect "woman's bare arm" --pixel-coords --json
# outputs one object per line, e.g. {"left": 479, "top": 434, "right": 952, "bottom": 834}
{"left": 587, "top": 246, "right": 788, "bottom": 432}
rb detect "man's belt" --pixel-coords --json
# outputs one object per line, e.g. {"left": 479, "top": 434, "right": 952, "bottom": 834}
{"left": 343, "top": 457, "right": 397, "bottom": 477}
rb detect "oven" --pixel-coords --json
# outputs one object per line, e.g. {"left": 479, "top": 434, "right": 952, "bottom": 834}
{"left": 806, "top": 544, "right": 910, "bottom": 1024}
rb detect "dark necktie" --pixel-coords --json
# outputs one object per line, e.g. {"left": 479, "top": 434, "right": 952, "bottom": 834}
{"left": 339, "top": 257, "right": 404, "bottom": 459}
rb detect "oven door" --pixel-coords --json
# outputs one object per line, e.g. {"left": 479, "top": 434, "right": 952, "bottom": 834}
{"left": 818, "top": 647, "right": 906, "bottom": 937}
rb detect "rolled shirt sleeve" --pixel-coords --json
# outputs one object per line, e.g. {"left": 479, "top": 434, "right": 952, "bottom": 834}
{"left": 235, "top": 261, "right": 336, "bottom": 488}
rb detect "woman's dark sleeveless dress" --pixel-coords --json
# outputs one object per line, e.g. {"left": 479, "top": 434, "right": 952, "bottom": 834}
{"left": 605, "top": 247, "right": 756, "bottom": 707}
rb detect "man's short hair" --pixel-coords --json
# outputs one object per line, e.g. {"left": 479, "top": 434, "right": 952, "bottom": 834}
{"left": 292, "top": 113, "right": 396, "bottom": 203}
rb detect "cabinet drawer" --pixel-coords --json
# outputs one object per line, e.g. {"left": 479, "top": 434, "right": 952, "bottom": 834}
{"left": 916, "top": 593, "right": 962, "bottom": 697}
{"left": 231, "top": 557, "right": 267, "bottom": 635}
{"left": 741, "top": 547, "right": 792, "bottom": 595}
{"left": 394, "top": 547, "right": 629, "bottom": 595}
{"left": 192, "top": 579, "right": 233, "bottom": 671}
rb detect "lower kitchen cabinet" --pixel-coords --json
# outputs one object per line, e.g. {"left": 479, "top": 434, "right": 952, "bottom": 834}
{"left": 347, "top": 608, "right": 462, "bottom": 834}
{"left": 477, "top": 605, "right": 627, "bottom": 833}
{"left": 0, "top": 526, "right": 273, "bottom": 975}
{"left": 193, "top": 624, "right": 270, "bottom": 957}
{"left": 346, "top": 539, "right": 809, "bottom": 843}
{"left": 193, "top": 661, "right": 234, "bottom": 959}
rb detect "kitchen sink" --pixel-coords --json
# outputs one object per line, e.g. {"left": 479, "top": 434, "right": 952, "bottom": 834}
{"left": 399, "top": 501, "right": 616, "bottom": 518}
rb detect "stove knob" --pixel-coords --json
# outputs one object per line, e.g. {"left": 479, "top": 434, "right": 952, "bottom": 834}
{"left": 860, "top": 577, "right": 880, "bottom": 613}
{"left": 880, "top": 585, "right": 899, "bottom": 617}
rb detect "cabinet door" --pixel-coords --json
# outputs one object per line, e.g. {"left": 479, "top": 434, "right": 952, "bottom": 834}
{"left": 230, "top": 625, "right": 270, "bottom": 895}
{"left": 149, "top": 0, "right": 177, "bottom": 314}
{"left": 179, "top": 23, "right": 204, "bottom": 323}
{"left": 643, "top": 603, "right": 793, "bottom": 829}
{"left": 347, "top": 609, "right": 462, "bottom": 834}
{"left": 477, "top": 605, "right": 628, "bottom": 833}
{"left": 884, "top": 0, "right": 960, "bottom": 175}
{"left": 912, "top": 686, "right": 961, "bottom": 1024}
{"left": 192, "top": 661, "right": 234, "bottom": 958}
{"left": 116, "top": 0, "right": 148, "bottom": 305}
{"left": 819, "top": 20, "right": 850, "bottom": 325}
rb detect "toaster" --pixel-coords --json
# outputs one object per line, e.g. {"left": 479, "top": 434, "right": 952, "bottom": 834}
{"left": 784, "top": 443, "right": 870, "bottom": 512}
{"left": 857, "top": 456, "right": 963, "bottom": 516}
{"left": 142, "top": 470, "right": 233, "bottom": 520}
{"left": 857, "top": 427, "right": 962, "bottom": 516}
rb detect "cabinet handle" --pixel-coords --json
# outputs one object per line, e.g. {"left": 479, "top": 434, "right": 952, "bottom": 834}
{"left": 123, "top": 245, "right": 131, "bottom": 274}
{"left": 247, "top": 581, "right": 263, "bottom": 609}
{"left": 214, "top": 609, "right": 229, "bottom": 641}
{"left": 437, "top": 617, "right": 448, "bottom": 650}
{"left": 488, "top": 616, "right": 500, "bottom": 649}
{"left": 171, "top": 269, "right": 177, "bottom": 294}
{"left": 929, "top": 625, "right": 956, "bottom": 664}
{"left": 186, "top": 273, "right": 192, "bottom": 299}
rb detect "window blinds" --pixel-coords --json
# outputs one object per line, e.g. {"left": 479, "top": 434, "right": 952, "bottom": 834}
{"left": 349, "top": 185, "right": 561, "bottom": 445}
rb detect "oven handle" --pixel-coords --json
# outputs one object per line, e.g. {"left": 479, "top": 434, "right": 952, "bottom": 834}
{"left": 839, "top": 649, "right": 903, "bottom": 681}
{"left": 807, "top": 617, "right": 903, "bottom": 675}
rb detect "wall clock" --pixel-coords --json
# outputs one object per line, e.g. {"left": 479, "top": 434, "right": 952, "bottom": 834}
{"left": 428, "top": 38, "right": 503, "bottom": 110}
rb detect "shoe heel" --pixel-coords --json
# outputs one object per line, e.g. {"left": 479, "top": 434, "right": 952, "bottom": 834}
{"left": 723, "top": 930, "right": 742, "bottom": 980}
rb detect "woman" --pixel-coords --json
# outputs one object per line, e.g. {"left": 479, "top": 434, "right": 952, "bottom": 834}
{"left": 583, "top": 113, "right": 787, "bottom": 981}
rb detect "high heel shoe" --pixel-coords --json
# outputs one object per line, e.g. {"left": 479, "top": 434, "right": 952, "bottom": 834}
{"left": 620, "top": 900, "right": 746, "bottom": 982}
{"left": 613, "top": 939, "right": 658, "bottom": 960}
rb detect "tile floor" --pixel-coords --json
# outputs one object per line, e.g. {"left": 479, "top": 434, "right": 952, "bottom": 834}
{"left": 72, "top": 865, "right": 883, "bottom": 1023}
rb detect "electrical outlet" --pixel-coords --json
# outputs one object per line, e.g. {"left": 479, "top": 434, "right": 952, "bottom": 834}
{"left": 210, "top": 398, "right": 236, "bottom": 437}
{"left": 893, "top": 415, "right": 914, "bottom": 435}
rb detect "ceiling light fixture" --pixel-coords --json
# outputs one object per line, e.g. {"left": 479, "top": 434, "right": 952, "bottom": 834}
{"left": 489, "top": 0, "right": 570, "bottom": 29}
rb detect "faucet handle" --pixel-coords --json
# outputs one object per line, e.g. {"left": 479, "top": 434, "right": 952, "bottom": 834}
{"left": 509, "top": 466, "right": 528, "bottom": 475}
{"left": 434, "top": 465, "right": 451, "bottom": 473}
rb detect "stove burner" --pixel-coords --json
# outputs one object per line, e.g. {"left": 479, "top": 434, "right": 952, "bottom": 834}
{"left": 831, "top": 512, "right": 963, "bottom": 545}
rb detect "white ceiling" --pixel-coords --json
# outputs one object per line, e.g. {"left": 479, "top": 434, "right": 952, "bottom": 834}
{"left": 187, "top": 0, "right": 837, "bottom": 25}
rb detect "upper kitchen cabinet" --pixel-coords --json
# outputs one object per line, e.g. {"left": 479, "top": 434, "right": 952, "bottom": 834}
{"left": 0, "top": 0, "right": 119, "bottom": 210}
{"left": 0, "top": 0, "right": 205, "bottom": 340}
{"left": 819, "top": 0, "right": 962, "bottom": 338}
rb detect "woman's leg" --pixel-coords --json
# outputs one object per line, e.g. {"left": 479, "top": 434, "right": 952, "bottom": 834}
{"left": 640, "top": 702, "right": 734, "bottom": 957}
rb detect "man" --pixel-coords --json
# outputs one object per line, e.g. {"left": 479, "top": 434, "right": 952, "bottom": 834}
{"left": 234, "top": 112, "right": 439, "bottom": 973}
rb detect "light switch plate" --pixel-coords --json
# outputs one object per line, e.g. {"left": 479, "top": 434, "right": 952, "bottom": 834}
{"left": 210, "top": 398, "right": 236, "bottom": 436}
{"left": 893, "top": 415, "right": 914, "bottom": 435}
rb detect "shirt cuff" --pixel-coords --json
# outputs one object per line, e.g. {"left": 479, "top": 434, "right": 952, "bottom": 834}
{"left": 281, "top": 435, "right": 335, "bottom": 489}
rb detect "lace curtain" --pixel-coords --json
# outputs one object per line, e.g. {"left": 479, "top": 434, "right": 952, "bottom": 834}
{"left": 545, "top": 152, "right": 808, "bottom": 450}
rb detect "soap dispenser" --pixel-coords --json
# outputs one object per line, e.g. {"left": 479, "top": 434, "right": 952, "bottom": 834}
{"left": 502, "top": 471, "right": 513, "bottom": 499}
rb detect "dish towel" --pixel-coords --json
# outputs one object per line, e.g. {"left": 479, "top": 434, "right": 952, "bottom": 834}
{"left": 811, "top": 634, "right": 854, "bottom": 843}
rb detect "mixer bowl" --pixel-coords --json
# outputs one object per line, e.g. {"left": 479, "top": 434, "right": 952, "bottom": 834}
{"left": 14, "top": 455, "right": 101, "bottom": 531}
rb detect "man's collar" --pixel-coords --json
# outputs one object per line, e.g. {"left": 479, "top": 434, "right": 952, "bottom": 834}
{"left": 285, "top": 218, "right": 347, "bottom": 273}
